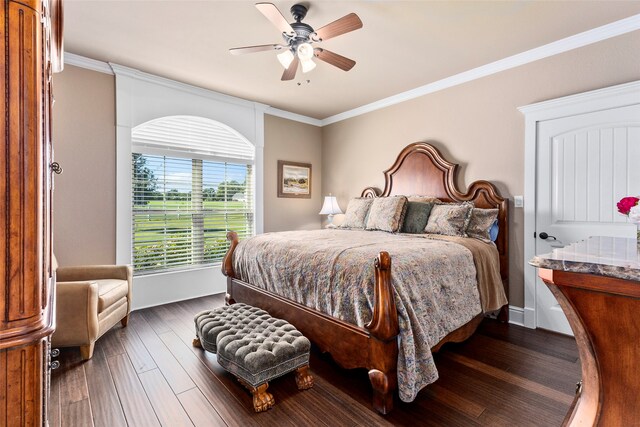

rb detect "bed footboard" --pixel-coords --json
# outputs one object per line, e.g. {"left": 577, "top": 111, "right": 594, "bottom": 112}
{"left": 221, "top": 232, "right": 400, "bottom": 414}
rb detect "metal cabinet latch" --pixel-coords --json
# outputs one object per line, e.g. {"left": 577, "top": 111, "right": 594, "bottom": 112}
{"left": 50, "top": 162, "right": 63, "bottom": 175}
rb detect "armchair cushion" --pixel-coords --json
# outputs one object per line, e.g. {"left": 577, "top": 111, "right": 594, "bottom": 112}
{"left": 96, "top": 279, "right": 129, "bottom": 313}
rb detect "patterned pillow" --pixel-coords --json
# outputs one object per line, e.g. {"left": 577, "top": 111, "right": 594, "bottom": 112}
{"left": 340, "top": 198, "right": 374, "bottom": 229}
{"left": 365, "top": 196, "right": 408, "bottom": 232}
{"left": 401, "top": 202, "right": 434, "bottom": 234}
{"left": 407, "top": 195, "right": 441, "bottom": 203}
{"left": 466, "top": 208, "right": 499, "bottom": 242}
{"left": 424, "top": 203, "right": 473, "bottom": 236}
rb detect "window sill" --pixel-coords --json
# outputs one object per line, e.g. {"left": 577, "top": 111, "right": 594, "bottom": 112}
{"left": 134, "top": 263, "right": 222, "bottom": 278}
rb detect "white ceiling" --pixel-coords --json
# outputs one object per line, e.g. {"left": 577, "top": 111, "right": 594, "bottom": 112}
{"left": 64, "top": 1, "right": 640, "bottom": 119}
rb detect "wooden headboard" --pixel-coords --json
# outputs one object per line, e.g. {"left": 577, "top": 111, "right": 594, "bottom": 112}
{"left": 361, "top": 142, "right": 509, "bottom": 287}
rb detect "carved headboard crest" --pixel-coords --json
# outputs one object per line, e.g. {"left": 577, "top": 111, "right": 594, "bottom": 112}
{"left": 361, "top": 142, "right": 509, "bottom": 284}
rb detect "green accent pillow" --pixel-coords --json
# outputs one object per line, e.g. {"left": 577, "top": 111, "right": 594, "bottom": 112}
{"left": 401, "top": 202, "right": 434, "bottom": 233}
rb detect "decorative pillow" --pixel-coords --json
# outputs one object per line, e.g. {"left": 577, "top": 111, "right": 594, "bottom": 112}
{"left": 466, "top": 208, "right": 499, "bottom": 242}
{"left": 365, "top": 196, "right": 408, "bottom": 232}
{"left": 340, "top": 198, "right": 374, "bottom": 229}
{"left": 401, "top": 202, "right": 434, "bottom": 234}
{"left": 407, "top": 195, "right": 441, "bottom": 203}
{"left": 424, "top": 203, "right": 473, "bottom": 236}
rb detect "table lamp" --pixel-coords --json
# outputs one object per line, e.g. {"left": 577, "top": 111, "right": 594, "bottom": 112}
{"left": 319, "top": 194, "right": 343, "bottom": 228}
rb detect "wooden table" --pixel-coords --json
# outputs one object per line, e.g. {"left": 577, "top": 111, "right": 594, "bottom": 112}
{"left": 530, "top": 237, "right": 640, "bottom": 426}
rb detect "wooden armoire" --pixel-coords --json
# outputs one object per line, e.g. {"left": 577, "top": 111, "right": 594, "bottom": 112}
{"left": 1, "top": 0, "right": 63, "bottom": 424}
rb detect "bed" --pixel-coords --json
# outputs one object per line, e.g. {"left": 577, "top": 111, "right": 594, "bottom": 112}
{"left": 221, "top": 142, "right": 509, "bottom": 414}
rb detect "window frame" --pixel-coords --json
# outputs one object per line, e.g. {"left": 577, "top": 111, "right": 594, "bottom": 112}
{"left": 112, "top": 64, "right": 266, "bottom": 309}
{"left": 112, "top": 65, "right": 266, "bottom": 269}
{"left": 130, "top": 116, "right": 256, "bottom": 275}
{"left": 130, "top": 151, "right": 255, "bottom": 275}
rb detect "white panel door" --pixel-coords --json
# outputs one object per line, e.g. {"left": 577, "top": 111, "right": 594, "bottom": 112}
{"left": 535, "top": 104, "right": 640, "bottom": 334}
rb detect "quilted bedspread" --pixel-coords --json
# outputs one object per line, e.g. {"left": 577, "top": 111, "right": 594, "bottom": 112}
{"left": 232, "top": 229, "right": 505, "bottom": 402}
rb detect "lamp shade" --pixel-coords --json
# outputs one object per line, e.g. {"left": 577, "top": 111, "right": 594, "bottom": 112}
{"left": 277, "top": 49, "right": 294, "bottom": 69}
{"left": 319, "top": 195, "right": 343, "bottom": 215}
{"left": 301, "top": 57, "right": 316, "bottom": 73}
{"left": 297, "top": 43, "right": 314, "bottom": 60}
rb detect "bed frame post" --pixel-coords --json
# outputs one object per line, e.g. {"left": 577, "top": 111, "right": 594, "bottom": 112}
{"left": 365, "top": 251, "right": 399, "bottom": 414}
{"left": 223, "top": 231, "right": 239, "bottom": 305}
{"left": 366, "top": 252, "right": 399, "bottom": 341}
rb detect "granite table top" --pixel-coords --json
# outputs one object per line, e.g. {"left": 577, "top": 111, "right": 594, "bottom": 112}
{"left": 529, "top": 236, "right": 640, "bottom": 282}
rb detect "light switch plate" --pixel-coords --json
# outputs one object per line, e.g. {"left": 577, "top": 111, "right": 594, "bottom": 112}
{"left": 514, "top": 195, "right": 524, "bottom": 208}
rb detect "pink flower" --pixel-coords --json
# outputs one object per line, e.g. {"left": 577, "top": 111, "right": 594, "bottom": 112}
{"left": 617, "top": 196, "right": 639, "bottom": 215}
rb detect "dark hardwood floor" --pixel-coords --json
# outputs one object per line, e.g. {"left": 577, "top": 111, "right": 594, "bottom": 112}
{"left": 49, "top": 294, "right": 580, "bottom": 426}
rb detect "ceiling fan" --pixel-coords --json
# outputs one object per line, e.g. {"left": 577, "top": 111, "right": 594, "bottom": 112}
{"left": 230, "top": 3, "right": 363, "bottom": 81}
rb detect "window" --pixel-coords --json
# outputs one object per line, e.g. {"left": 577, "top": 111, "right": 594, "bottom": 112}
{"left": 131, "top": 116, "right": 254, "bottom": 275}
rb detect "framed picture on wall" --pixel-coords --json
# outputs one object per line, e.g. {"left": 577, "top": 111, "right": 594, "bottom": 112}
{"left": 277, "top": 160, "right": 312, "bottom": 199}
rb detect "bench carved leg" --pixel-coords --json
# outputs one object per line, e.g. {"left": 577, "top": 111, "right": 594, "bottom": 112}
{"left": 251, "top": 383, "right": 275, "bottom": 413}
{"left": 295, "top": 365, "right": 314, "bottom": 390}
{"left": 238, "top": 379, "right": 275, "bottom": 412}
{"left": 192, "top": 337, "right": 202, "bottom": 348}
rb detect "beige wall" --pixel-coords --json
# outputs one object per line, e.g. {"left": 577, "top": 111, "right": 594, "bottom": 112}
{"left": 321, "top": 32, "right": 640, "bottom": 308}
{"left": 264, "top": 115, "right": 323, "bottom": 232}
{"left": 53, "top": 65, "right": 116, "bottom": 266}
{"left": 52, "top": 67, "right": 322, "bottom": 265}
{"left": 54, "top": 32, "right": 640, "bottom": 305}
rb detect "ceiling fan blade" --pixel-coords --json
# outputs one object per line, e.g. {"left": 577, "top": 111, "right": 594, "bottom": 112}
{"left": 229, "top": 44, "right": 283, "bottom": 55}
{"left": 255, "top": 3, "right": 295, "bottom": 36}
{"left": 314, "top": 48, "right": 355, "bottom": 71}
{"left": 314, "top": 13, "right": 363, "bottom": 42}
{"left": 281, "top": 56, "right": 299, "bottom": 81}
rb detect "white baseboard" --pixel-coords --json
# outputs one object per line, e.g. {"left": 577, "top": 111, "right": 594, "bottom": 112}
{"left": 131, "top": 266, "right": 227, "bottom": 310}
{"left": 523, "top": 306, "right": 536, "bottom": 329}
{"left": 508, "top": 305, "right": 526, "bottom": 327}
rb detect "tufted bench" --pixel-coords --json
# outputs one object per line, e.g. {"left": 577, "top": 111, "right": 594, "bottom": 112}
{"left": 193, "top": 303, "right": 313, "bottom": 412}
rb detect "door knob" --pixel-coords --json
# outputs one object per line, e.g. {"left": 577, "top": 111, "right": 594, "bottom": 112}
{"left": 539, "top": 232, "right": 557, "bottom": 241}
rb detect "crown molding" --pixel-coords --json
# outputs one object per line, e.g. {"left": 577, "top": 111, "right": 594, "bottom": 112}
{"left": 265, "top": 107, "right": 323, "bottom": 127}
{"left": 64, "top": 13, "right": 640, "bottom": 127}
{"left": 518, "top": 80, "right": 640, "bottom": 117}
{"left": 320, "top": 13, "right": 640, "bottom": 126}
{"left": 65, "top": 52, "right": 114, "bottom": 75}
{"left": 109, "top": 63, "right": 269, "bottom": 111}
{"left": 64, "top": 54, "right": 305, "bottom": 122}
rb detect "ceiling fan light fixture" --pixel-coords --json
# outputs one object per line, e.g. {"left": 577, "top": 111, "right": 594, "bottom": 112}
{"left": 297, "top": 43, "right": 314, "bottom": 61}
{"left": 277, "top": 49, "right": 295, "bottom": 69}
{"left": 230, "top": 3, "right": 362, "bottom": 80}
{"left": 301, "top": 57, "right": 316, "bottom": 73}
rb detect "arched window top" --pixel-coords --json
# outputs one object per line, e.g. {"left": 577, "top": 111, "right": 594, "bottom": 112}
{"left": 132, "top": 115, "right": 254, "bottom": 162}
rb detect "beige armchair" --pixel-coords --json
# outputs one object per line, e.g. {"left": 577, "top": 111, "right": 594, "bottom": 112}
{"left": 51, "top": 257, "right": 133, "bottom": 360}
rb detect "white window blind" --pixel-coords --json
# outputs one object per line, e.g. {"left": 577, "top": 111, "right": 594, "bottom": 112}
{"left": 132, "top": 115, "right": 254, "bottom": 162}
{"left": 131, "top": 116, "right": 255, "bottom": 275}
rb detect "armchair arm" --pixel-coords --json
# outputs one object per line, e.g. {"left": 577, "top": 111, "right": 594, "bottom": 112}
{"left": 56, "top": 264, "right": 131, "bottom": 282}
{"left": 52, "top": 281, "right": 99, "bottom": 347}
